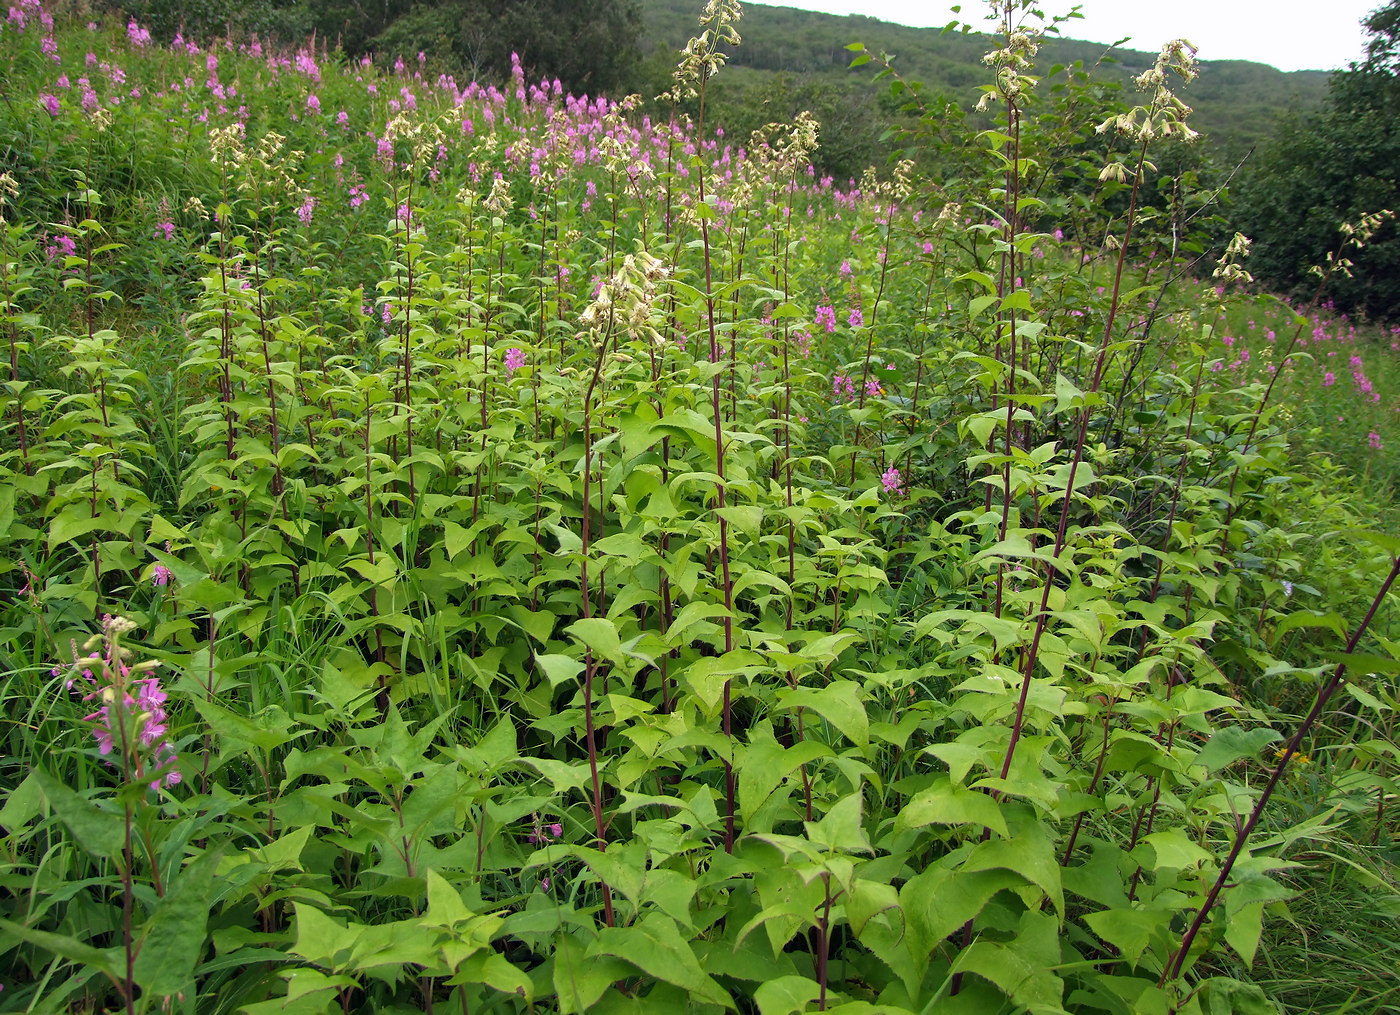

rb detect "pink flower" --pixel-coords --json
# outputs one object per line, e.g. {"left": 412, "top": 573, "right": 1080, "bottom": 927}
{"left": 44, "top": 233, "right": 76, "bottom": 261}
{"left": 881, "top": 466, "right": 904, "bottom": 496}
{"left": 1323, "top": 371, "right": 1336, "bottom": 387}
{"left": 1369, "top": 432, "right": 1383, "bottom": 450}
{"left": 152, "top": 564, "right": 172, "bottom": 587}
{"left": 832, "top": 374, "right": 855, "bottom": 400}
{"left": 40, "top": 92, "right": 59, "bottom": 115}
{"left": 306, "top": 93, "right": 320, "bottom": 114}
{"left": 848, "top": 307, "right": 864, "bottom": 328}
{"left": 504, "top": 347, "right": 526, "bottom": 376}
{"left": 815, "top": 304, "right": 836, "bottom": 333}
{"left": 67, "top": 624, "right": 179, "bottom": 790}
{"left": 154, "top": 221, "right": 174, "bottom": 241}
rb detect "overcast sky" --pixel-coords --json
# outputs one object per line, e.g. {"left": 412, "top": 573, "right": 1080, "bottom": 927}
{"left": 751, "top": 0, "right": 1380, "bottom": 72}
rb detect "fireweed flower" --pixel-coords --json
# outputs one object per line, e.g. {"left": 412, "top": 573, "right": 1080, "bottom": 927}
{"left": 815, "top": 304, "right": 837, "bottom": 332}
{"left": 526, "top": 819, "right": 563, "bottom": 844}
{"left": 45, "top": 233, "right": 76, "bottom": 261}
{"left": 832, "top": 374, "right": 855, "bottom": 400}
{"left": 881, "top": 466, "right": 905, "bottom": 496}
{"left": 65, "top": 616, "right": 180, "bottom": 790}
{"left": 504, "top": 347, "right": 526, "bottom": 375}
{"left": 152, "top": 564, "right": 172, "bottom": 587}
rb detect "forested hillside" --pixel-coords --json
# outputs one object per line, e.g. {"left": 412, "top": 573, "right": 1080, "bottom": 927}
{"left": 637, "top": 0, "right": 1331, "bottom": 161}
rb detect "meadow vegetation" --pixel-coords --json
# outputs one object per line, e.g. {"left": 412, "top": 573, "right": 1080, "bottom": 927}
{"left": 0, "top": 1, "right": 1398, "bottom": 1013}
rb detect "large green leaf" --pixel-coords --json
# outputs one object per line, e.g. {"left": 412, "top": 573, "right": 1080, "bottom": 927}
{"left": 134, "top": 847, "right": 223, "bottom": 996}
{"left": 32, "top": 769, "right": 123, "bottom": 859}
{"left": 589, "top": 913, "right": 733, "bottom": 1008}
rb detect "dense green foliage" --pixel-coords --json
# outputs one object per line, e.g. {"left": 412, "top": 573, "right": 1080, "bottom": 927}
{"left": 1, "top": 2, "right": 1399, "bottom": 1014}
{"left": 1234, "top": 1, "right": 1400, "bottom": 323}
{"left": 114, "top": 0, "right": 645, "bottom": 94}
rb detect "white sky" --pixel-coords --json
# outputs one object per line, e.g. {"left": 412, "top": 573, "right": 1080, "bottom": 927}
{"left": 751, "top": 1, "right": 1379, "bottom": 72}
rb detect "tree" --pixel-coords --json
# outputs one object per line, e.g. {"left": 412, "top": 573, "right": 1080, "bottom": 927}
{"left": 321, "top": 0, "right": 642, "bottom": 96}
{"left": 1233, "top": 1, "right": 1400, "bottom": 321}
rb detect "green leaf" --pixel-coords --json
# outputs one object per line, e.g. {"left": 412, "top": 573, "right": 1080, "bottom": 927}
{"left": 555, "top": 932, "right": 631, "bottom": 1014}
{"left": 255, "top": 824, "right": 316, "bottom": 872}
{"left": 444, "top": 519, "right": 473, "bottom": 560}
{"left": 896, "top": 776, "right": 1008, "bottom": 837}
{"left": 134, "top": 848, "right": 223, "bottom": 995}
{"left": 0, "top": 917, "right": 121, "bottom": 979}
{"left": 962, "top": 819, "right": 1063, "bottom": 917}
{"left": 0, "top": 771, "right": 44, "bottom": 831}
{"left": 1222, "top": 901, "right": 1266, "bottom": 968}
{"left": 589, "top": 913, "right": 733, "bottom": 1008}
{"left": 755, "top": 975, "right": 822, "bottom": 1014}
{"left": 33, "top": 769, "right": 123, "bottom": 859}
{"left": 290, "top": 903, "right": 361, "bottom": 971}
{"left": 1342, "top": 528, "right": 1400, "bottom": 557}
{"left": 779, "top": 681, "right": 869, "bottom": 750}
{"left": 536, "top": 653, "right": 586, "bottom": 688}
{"left": 238, "top": 968, "right": 355, "bottom": 1013}
{"left": 566, "top": 618, "right": 624, "bottom": 665}
{"left": 1054, "top": 371, "right": 1085, "bottom": 413}
{"left": 189, "top": 699, "right": 301, "bottom": 754}
{"left": 1318, "top": 651, "right": 1400, "bottom": 675}
{"left": 1192, "top": 726, "right": 1282, "bottom": 772}
{"left": 1084, "top": 907, "right": 1169, "bottom": 967}
{"left": 449, "top": 949, "right": 534, "bottom": 998}
{"left": 738, "top": 735, "right": 831, "bottom": 823}
{"left": 1140, "top": 829, "right": 1213, "bottom": 872}
{"left": 902, "top": 864, "right": 1022, "bottom": 955}
{"left": 805, "top": 791, "right": 872, "bottom": 854}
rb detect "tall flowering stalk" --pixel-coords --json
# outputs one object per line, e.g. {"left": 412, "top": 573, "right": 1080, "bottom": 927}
{"left": 61, "top": 616, "right": 179, "bottom": 1015}
{"left": 997, "top": 36, "right": 1201, "bottom": 786}
{"left": 65, "top": 616, "right": 180, "bottom": 791}
{"left": 576, "top": 251, "right": 670, "bottom": 927}
{"left": 0, "top": 172, "right": 33, "bottom": 476}
{"left": 664, "top": 0, "right": 744, "bottom": 852}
